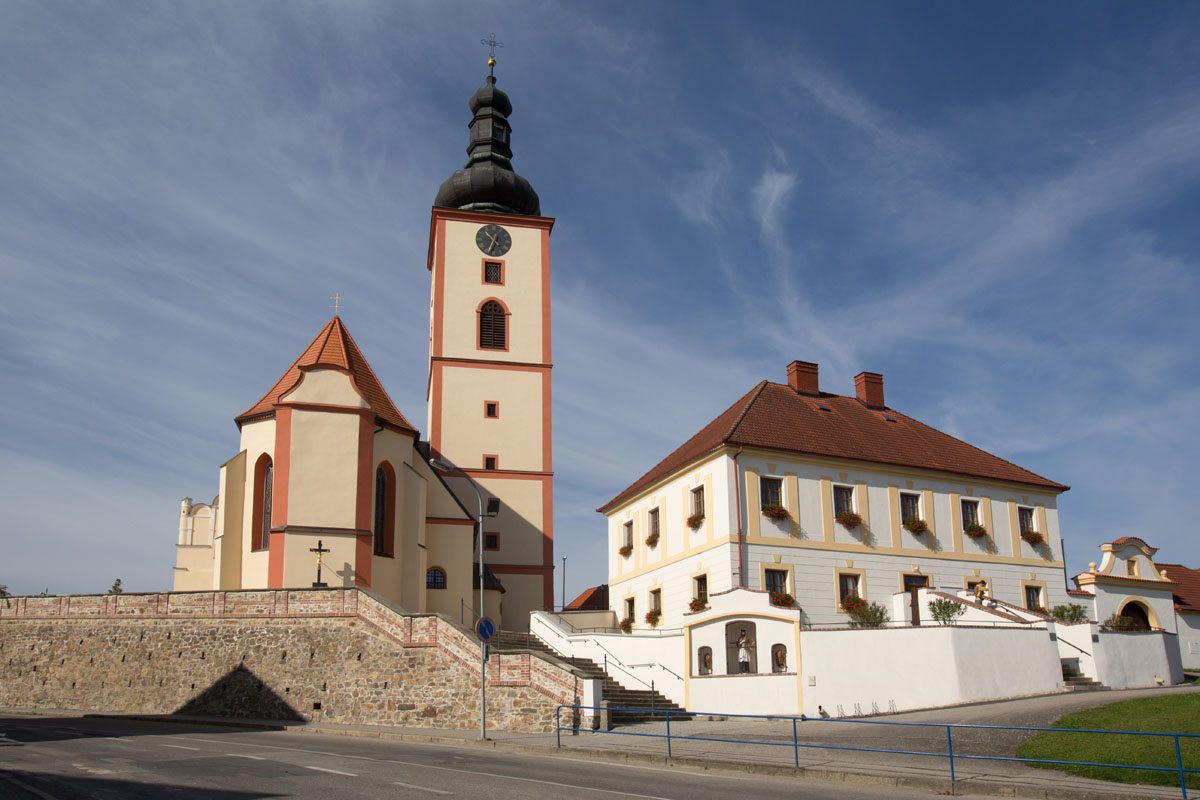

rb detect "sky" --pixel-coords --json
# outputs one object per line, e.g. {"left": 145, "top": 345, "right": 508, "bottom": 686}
{"left": 1, "top": 1, "right": 1198, "bottom": 601}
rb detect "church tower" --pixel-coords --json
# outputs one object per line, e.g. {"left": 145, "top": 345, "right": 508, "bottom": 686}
{"left": 426, "top": 62, "right": 553, "bottom": 627}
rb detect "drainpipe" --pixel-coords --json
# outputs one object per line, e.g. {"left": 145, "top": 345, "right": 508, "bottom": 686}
{"left": 733, "top": 445, "right": 745, "bottom": 588}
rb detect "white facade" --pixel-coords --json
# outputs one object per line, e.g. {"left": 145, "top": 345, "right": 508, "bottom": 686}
{"left": 607, "top": 447, "right": 1070, "bottom": 632}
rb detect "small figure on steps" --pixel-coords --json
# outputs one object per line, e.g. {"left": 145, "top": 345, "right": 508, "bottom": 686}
{"left": 818, "top": 705, "right": 831, "bottom": 718}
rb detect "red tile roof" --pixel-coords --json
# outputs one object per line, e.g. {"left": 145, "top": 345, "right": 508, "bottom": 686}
{"left": 1158, "top": 563, "right": 1200, "bottom": 614}
{"left": 236, "top": 317, "right": 416, "bottom": 434}
{"left": 565, "top": 584, "right": 609, "bottom": 611}
{"left": 599, "top": 380, "right": 1067, "bottom": 513}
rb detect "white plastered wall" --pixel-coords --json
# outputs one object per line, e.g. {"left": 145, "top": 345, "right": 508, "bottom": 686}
{"left": 1176, "top": 612, "right": 1200, "bottom": 670}
{"left": 1093, "top": 630, "right": 1185, "bottom": 688}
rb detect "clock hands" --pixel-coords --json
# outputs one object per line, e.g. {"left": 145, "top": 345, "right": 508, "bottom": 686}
{"left": 484, "top": 230, "right": 500, "bottom": 254}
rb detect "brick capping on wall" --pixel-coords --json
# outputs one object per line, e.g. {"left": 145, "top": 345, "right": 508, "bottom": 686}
{"left": 0, "top": 589, "right": 583, "bottom": 732}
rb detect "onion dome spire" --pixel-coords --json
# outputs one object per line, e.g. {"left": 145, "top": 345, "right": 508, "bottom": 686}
{"left": 434, "top": 49, "right": 540, "bottom": 216}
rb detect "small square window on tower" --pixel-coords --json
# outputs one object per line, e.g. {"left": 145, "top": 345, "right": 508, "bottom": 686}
{"left": 483, "top": 455, "right": 498, "bottom": 471}
{"left": 484, "top": 401, "right": 499, "bottom": 418}
{"left": 483, "top": 261, "right": 504, "bottom": 285}
{"left": 484, "top": 532, "right": 499, "bottom": 551}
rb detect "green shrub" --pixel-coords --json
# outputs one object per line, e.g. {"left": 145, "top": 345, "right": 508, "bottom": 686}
{"left": 928, "top": 597, "right": 965, "bottom": 624}
{"left": 1050, "top": 604, "right": 1088, "bottom": 623}
{"left": 1101, "top": 613, "right": 1142, "bottom": 631}
{"left": 848, "top": 602, "right": 890, "bottom": 628}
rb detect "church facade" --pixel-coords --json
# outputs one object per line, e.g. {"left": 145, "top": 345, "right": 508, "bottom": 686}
{"left": 174, "top": 66, "right": 554, "bottom": 630}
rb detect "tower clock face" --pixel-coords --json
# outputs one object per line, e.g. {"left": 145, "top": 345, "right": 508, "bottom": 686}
{"left": 475, "top": 224, "right": 512, "bottom": 257}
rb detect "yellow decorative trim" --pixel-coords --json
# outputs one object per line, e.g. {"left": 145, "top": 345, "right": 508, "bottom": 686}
{"left": 820, "top": 477, "right": 834, "bottom": 542}
{"left": 760, "top": 562, "right": 795, "bottom": 597}
{"left": 1076, "top": 573, "right": 1176, "bottom": 589}
{"left": 856, "top": 480, "right": 871, "bottom": 534}
{"left": 1007, "top": 500, "right": 1020, "bottom": 558}
{"left": 1020, "top": 579, "right": 1047, "bottom": 610}
{"left": 703, "top": 473, "right": 714, "bottom": 543}
{"left": 834, "top": 566, "right": 867, "bottom": 611}
{"left": 887, "top": 486, "right": 902, "bottom": 548}
{"left": 921, "top": 488, "right": 936, "bottom": 551}
{"left": 745, "top": 468, "right": 761, "bottom": 541}
{"left": 1116, "top": 597, "right": 1162, "bottom": 631}
{"left": 949, "top": 492, "right": 962, "bottom": 553}
{"left": 981, "top": 496, "right": 994, "bottom": 549}
{"left": 785, "top": 473, "right": 800, "bottom": 538}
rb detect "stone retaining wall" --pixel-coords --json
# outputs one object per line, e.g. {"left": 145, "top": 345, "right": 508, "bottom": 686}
{"left": 0, "top": 589, "right": 579, "bottom": 732}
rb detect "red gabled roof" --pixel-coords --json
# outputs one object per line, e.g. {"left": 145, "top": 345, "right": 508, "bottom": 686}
{"left": 599, "top": 380, "right": 1067, "bottom": 513}
{"left": 236, "top": 316, "right": 416, "bottom": 434}
{"left": 565, "top": 584, "right": 609, "bottom": 611}
{"left": 1159, "top": 563, "right": 1200, "bottom": 614}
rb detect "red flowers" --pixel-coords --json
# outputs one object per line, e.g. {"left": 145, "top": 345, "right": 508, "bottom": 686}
{"left": 835, "top": 511, "right": 862, "bottom": 529}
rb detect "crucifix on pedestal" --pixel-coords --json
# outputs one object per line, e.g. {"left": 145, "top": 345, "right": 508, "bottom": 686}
{"left": 310, "top": 540, "right": 330, "bottom": 588}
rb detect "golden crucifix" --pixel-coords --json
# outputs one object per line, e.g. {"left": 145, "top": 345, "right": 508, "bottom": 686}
{"left": 310, "top": 539, "right": 330, "bottom": 588}
{"left": 329, "top": 293, "right": 343, "bottom": 317}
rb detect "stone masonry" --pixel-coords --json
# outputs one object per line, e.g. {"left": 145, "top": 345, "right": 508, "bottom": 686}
{"left": 0, "top": 589, "right": 581, "bottom": 732}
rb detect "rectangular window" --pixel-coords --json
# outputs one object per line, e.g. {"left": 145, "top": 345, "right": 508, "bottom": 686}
{"left": 484, "top": 532, "right": 499, "bottom": 551}
{"left": 1018, "top": 506, "right": 1035, "bottom": 534}
{"left": 691, "top": 486, "right": 705, "bottom": 515}
{"left": 961, "top": 499, "right": 979, "bottom": 528}
{"left": 838, "top": 573, "right": 861, "bottom": 606}
{"left": 623, "top": 597, "right": 635, "bottom": 621}
{"left": 484, "top": 401, "right": 499, "bottom": 418}
{"left": 648, "top": 508, "right": 660, "bottom": 537}
{"left": 650, "top": 589, "right": 662, "bottom": 613}
{"left": 623, "top": 520, "right": 633, "bottom": 548}
{"left": 693, "top": 574, "right": 708, "bottom": 603}
{"left": 483, "top": 455, "right": 498, "bottom": 471}
{"left": 765, "top": 569, "right": 788, "bottom": 595}
{"left": 965, "top": 579, "right": 983, "bottom": 593}
{"left": 833, "top": 485, "right": 854, "bottom": 516}
{"left": 900, "top": 492, "right": 920, "bottom": 523}
{"left": 902, "top": 573, "right": 929, "bottom": 591}
{"left": 760, "top": 476, "right": 783, "bottom": 507}
{"left": 483, "top": 261, "right": 503, "bottom": 284}
{"left": 1126, "top": 558, "right": 1139, "bottom": 577}
{"left": 1024, "top": 585, "right": 1043, "bottom": 611}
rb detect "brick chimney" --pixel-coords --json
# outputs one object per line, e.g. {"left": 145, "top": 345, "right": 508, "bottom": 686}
{"left": 854, "top": 371, "right": 885, "bottom": 408}
{"left": 786, "top": 360, "right": 819, "bottom": 395}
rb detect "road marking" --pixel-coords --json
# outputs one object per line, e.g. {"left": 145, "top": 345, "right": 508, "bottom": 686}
{"left": 381, "top": 759, "right": 672, "bottom": 799}
{"left": 392, "top": 781, "right": 452, "bottom": 795}
{"left": 103, "top": 737, "right": 133, "bottom": 743}
{"left": 160, "top": 744, "right": 200, "bottom": 751}
{"left": 227, "top": 754, "right": 266, "bottom": 760}
{"left": 306, "top": 766, "right": 358, "bottom": 777}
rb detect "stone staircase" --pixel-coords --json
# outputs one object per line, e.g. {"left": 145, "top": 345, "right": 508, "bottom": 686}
{"left": 492, "top": 631, "right": 690, "bottom": 725}
{"left": 1061, "top": 659, "right": 1109, "bottom": 692}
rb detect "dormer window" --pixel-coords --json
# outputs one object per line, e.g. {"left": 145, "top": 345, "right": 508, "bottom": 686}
{"left": 1126, "top": 558, "right": 1139, "bottom": 577}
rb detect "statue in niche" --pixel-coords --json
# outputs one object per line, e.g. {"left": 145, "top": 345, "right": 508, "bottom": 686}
{"left": 737, "top": 629, "right": 754, "bottom": 674}
{"left": 701, "top": 650, "right": 712, "bottom": 675}
{"left": 773, "top": 647, "right": 787, "bottom": 673}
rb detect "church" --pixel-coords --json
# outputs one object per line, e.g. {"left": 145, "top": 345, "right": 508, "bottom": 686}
{"left": 173, "top": 59, "right": 554, "bottom": 632}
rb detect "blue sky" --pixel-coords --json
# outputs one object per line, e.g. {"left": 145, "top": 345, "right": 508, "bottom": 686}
{"left": 2, "top": 1, "right": 1198, "bottom": 599}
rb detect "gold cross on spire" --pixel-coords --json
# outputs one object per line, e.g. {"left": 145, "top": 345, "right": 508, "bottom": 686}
{"left": 329, "top": 292, "right": 343, "bottom": 317}
{"left": 481, "top": 33, "right": 503, "bottom": 76}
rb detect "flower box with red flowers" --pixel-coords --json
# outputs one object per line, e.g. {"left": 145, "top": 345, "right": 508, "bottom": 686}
{"left": 644, "top": 532, "right": 660, "bottom": 548}
{"left": 644, "top": 609, "right": 662, "bottom": 627}
{"left": 686, "top": 512, "right": 705, "bottom": 531}
{"left": 618, "top": 544, "right": 633, "bottom": 558}
{"left": 761, "top": 504, "right": 790, "bottom": 522}
{"left": 963, "top": 523, "right": 987, "bottom": 538}
{"left": 835, "top": 510, "right": 862, "bottom": 529}
{"left": 688, "top": 598, "right": 708, "bottom": 613}
{"left": 903, "top": 518, "right": 929, "bottom": 535}
{"left": 618, "top": 616, "right": 633, "bottom": 633}
{"left": 770, "top": 592, "right": 795, "bottom": 608}
{"left": 841, "top": 593, "right": 866, "bottom": 612}
{"left": 1021, "top": 530, "right": 1044, "bottom": 546}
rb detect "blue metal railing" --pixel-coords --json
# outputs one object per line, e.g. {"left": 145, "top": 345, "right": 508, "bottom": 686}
{"left": 555, "top": 705, "right": 1199, "bottom": 799}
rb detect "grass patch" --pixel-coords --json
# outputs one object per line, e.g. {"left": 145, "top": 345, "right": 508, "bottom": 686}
{"left": 1016, "top": 693, "right": 1200, "bottom": 789}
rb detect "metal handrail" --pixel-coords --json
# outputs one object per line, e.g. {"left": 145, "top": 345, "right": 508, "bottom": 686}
{"left": 628, "top": 662, "right": 684, "bottom": 682}
{"left": 554, "top": 705, "right": 1199, "bottom": 799}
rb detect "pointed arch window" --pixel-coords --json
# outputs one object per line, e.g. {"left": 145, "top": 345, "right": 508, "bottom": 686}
{"left": 373, "top": 463, "right": 396, "bottom": 558}
{"left": 478, "top": 300, "right": 507, "bottom": 350}
{"left": 252, "top": 454, "right": 273, "bottom": 551}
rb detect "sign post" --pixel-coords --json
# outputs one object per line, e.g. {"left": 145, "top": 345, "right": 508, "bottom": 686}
{"left": 475, "top": 616, "right": 495, "bottom": 740}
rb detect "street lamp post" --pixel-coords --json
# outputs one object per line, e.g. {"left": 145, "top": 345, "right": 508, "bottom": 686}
{"left": 429, "top": 457, "right": 497, "bottom": 740}
{"left": 561, "top": 555, "right": 567, "bottom": 611}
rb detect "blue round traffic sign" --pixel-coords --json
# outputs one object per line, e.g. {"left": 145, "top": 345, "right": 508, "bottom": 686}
{"left": 476, "top": 617, "right": 495, "bottom": 642}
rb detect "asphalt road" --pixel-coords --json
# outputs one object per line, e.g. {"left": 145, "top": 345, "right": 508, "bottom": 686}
{"left": 0, "top": 715, "right": 993, "bottom": 800}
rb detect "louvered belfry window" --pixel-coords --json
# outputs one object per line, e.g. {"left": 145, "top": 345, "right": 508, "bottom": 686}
{"left": 479, "top": 301, "right": 506, "bottom": 349}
